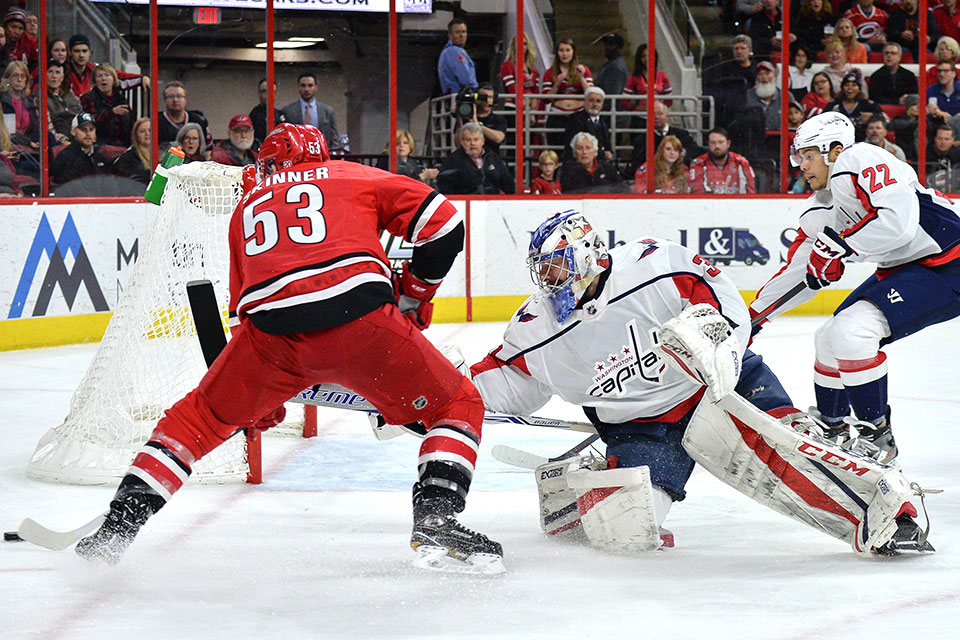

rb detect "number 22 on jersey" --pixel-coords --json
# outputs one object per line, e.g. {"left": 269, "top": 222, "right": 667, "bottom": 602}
{"left": 861, "top": 164, "right": 896, "bottom": 193}
{"left": 243, "top": 183, "right": 327, "bottom": 256}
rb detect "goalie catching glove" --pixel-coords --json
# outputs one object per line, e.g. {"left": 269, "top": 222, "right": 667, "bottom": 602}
{"left": 656, "top": 304, "right": 742, "bottom": 403}
{"left": 394, "top": 261, "right": 441, "bottom": 329}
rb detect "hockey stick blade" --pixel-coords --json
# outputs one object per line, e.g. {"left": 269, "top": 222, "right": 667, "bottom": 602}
{"left": 491, "top": 444, "right": 548, "bottom": 469}
{"left": 17, "top": 513, "right": 106, "bottom": 551}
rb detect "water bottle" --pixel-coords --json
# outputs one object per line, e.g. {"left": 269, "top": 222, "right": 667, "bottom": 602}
{"left": 144, "top": 146, "right": 185, "bottom": 205}
{"left": 340, "top": 134, "right": 350, "bottom": 153}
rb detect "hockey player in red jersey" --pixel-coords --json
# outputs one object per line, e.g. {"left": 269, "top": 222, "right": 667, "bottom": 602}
{"left": 75, "top": 123, "right": 504, "bottom": 573}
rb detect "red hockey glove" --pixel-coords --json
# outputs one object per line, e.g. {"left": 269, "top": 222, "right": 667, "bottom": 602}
{"left": 252, "top": 405, "right": 286, "bottom": 432}
{"left": 241, "top": 164, "right": 258, "bottom": 194}
{"left": 394, "top": 261, "right": 441, "bottom": 329}
{"left": 806, "top": 228, "right": 853, "bottom": 290}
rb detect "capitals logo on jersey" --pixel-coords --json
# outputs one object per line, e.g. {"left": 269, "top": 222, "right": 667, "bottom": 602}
{"left": 516, "top": 302, "right": 537, "bottom": 323}
{"left": 587, "top": 319, "right": 665, "bottom": 398}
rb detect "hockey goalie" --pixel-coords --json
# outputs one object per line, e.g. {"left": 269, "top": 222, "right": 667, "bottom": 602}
{"left": 463, "top": 210, "right": 935, "bottom": 557}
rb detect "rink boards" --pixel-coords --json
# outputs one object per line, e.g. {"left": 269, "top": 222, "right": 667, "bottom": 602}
{"left": 0, "top": 196, "right": 876, "bottom": 350}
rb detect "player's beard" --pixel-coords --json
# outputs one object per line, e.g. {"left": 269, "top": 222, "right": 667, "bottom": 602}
{"left": 754, "top": 81, "right": 776, "bottom": 100}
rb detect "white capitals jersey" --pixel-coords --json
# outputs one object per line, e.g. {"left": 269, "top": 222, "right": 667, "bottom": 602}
{"left": 751, "top": 142, "right": 960, "bottom": 320}
{"left": 470, "top": 238, "right": 750, "bottom": 425}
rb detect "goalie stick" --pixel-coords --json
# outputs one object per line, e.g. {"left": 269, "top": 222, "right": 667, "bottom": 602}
{"left": 492, "top": 434, "right": 601, "bottom": 470}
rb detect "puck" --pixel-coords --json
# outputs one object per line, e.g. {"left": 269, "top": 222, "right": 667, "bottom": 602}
{"left": 4, "top": 531, "right": 23, "bottom": 542}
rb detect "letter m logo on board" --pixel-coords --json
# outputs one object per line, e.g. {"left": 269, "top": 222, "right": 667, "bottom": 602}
{"left": 8, "top": 212, "right": 108, "bottom": 319}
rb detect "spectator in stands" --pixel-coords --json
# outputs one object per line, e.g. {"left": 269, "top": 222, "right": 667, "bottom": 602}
{"left": 887, "top": 94, "right": 925, "bottom": 160}
{"left": 81, "top": 64, "right": 133, "bottom": 147}
{"left": 747, "top": 0, "right": 795, "bottom": 58}
{"left": 113, "top": 117, "right": 151, "bottom": 184}
{"left": 925, "top": 36, "right": 960, "bottom": 87}
{"left": 377, "top": 129, "right": 438, "bottom": 183}
{"left": 788, "top": 100, "right": 805, "bottom": 129}
{"left": 927, "top": 61, "right": 960, "bottom": 119}
{"left": 865, "top": 115, "right": 907, "bottom": 161}
{"left": 67, "top": 34, "right": 148, "bottom": 98}
{"left": 824, "top": 72, "right": 885, "bottom": 140}
{"left": 717, "top": 35, "right": 756, "bottom": 89}
{"left": 689, "top": 128, "right": 757, "bottom": 193}
{"left": 436, "top": 122, "right": 514, "bottom": 195}
{"left": 531, "top": 149, "right": 561, "bottom": 194}
{"left": 834, "top": 17, "right": 868, "bottom": 63}
{"left": 789, "top": 45, "right": 815, "bottom": 101}
{"left": 927, "top": 124, "right": 960, "bottom": 191}
{"left": 869, "top": 42, "right": 918, "bottom": 105}
{"left": 633, "top": 135, "right": 690, "bottom": 194}
{"left": 500, "top": 33, "right": 540, "bottom": 110}
{"left": 559, "top": 131, "right": 621, "bottom": 193}
{"left": 46, "top": 60, "right": 80, "bottom": 141}
{"left": 888, "top": 0, "right": 939, "bottom": 62}
{"left": 746, "top": 61, "right": 783, "bottom": 130}
{"left": 463, "top": 83, "right": 507, "bottom": 156}
{"left": 51, "top": 112, "right": 110, "bottom": 186}
{"left": 176, "top": 123, "right": 208, "bottom": 164}
{"left": 935, "top": 0, "right": 960, "bottom": 44}
{"left": 795, "top": 0, "right": 834, "bottom": 54}
{"left": 630, "top": 99, "right": 700, "bottom": 171}
{"left": 562, "top": 87, "right": 612, "bottom": 162}
{"left": 158, "top": 80, "right": 212, "bottom": 149}
{"left": 0, "top": 61, "right": 38, "bottom": 141}
{"left": 438, "top": 18, "right": 476, "bottom": 96}
{"left": 249, "top": 79, "right": 285, "bottom": 144}
{"left": 1, "top": 9, "right": 37, "bottom": 70}
{"left": 541, "top": 37, "right": 593, "bottom": 149}
{"left": 24, "top": 13, "right": 37, "bottom": 38}
{"left": 595, "top": 32, "right": 628, "bottom": 98}
{"left": 211, "top": 114, "right": 257, "bottom": 167}
{"left": 48, "top": 39, "right": 67, "bottom": 65}
{"left": 622, "top": 44, "right": 672, "bottom": 111}
{"left": 280, "top": 72, "right": 341, "bottom": 152}
{"left": 843, "top": 0, "right": 889, "bottom": 52}
{"left": 0, "top": 115, "right": 21, "bottom": 197}
{"left": 821, "top": 39, "right": 868, "bottom": 97}
{"left": 801, "top": 70, "right": 836, "bottom": 118}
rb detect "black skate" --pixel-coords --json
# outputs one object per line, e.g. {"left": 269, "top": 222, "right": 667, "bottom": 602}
{"left": 410, "top": 483, "right": 504, "bottom": 575}
{"left": 851, "top": 412, "right": 898, "bottom": 465}
{"left": 75, "top": 493, "right": 162, "bottom": 564}
{"left": 874, "top": 513, "right": 935, "bottom": 556}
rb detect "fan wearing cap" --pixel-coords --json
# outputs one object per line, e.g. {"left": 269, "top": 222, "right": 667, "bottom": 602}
{"left": 211, "top": 114, "right": 258, "bottom": 166}
{"left": 594, "top": 32, "right": 628, "bottom": 97}
{"left": 823, "top": 71, "right": 885, "bottom": 140}
{"left": 66, "top": 34, "right": 149, "bottom": 98}
{"left": 745, "top": 61, "right": 783, "bottom": 130}
{"left": 1, "top": 8, "right": 37, "bottom": 70}
{"left": 51, "top": 112, "right": 111, "bottom": 187}
{"left": 752, "top": 110, "right": 960, "bottom": 466}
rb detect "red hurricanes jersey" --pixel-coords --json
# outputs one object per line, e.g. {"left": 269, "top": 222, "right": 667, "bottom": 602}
{"left": 843, "top": 5, "right": 889, "bottom": 41}
{"left": 689, "top": 152, "right": 756, "bottom": 194}
{"left": 227, "top": 160, "right": 461, "bottom": 334}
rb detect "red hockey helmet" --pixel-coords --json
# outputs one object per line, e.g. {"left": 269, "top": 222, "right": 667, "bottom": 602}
{"left": 257, "top": 123, "right": 330, "bottom": 178}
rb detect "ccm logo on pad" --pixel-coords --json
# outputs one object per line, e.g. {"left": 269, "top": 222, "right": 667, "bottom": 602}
{"left": 796, "top": 442, "right": 871, "bottom": 477}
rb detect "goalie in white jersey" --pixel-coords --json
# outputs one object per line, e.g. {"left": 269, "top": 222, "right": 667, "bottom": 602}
{"left": 751, "top": 112, "right": 960, "bottom": 465}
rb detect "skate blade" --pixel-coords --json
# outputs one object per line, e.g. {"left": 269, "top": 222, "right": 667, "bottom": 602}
{"left": 411, "top": 545, "right": 506, "bottom": 575}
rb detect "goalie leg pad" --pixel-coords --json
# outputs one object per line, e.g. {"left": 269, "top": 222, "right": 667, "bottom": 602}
{"left": 682, "top": 393, "right": 919, "bottom": 554}
{"left": 566, "top": 465, "right": 670, "bottom": 554}
{"left": 535, "top": 454, "right": 604, "bottom": 537}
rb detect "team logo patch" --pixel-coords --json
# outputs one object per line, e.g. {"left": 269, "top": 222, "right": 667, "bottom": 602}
{"left": 587, "top": 320, "right": 665, "bottom": 398}
{"left": 412, "top": 395, "right": 428, "bottom": 410}
{"left": 637, "top": 238, "right": 659, "bottom": 260}
{"left": 516, "top": 303, "right": 537, "bottom": 323}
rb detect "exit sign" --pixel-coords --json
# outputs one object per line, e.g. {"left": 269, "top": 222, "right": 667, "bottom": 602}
{"left": 193, "top": 7, "right": 221, "bottom": 25}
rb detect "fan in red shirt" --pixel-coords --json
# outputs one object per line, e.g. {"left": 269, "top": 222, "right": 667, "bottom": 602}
{"left": 75, "top": 123, "right": 504, "bottom": 574}
{"left": 531, "top": 149, "right": 562, "bottom": 194}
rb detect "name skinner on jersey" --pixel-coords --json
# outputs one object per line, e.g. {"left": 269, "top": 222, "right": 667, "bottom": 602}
{"left": 587, "top": 319, "right": 665, "bottom": 398}
{"left": 263, "top": 166, "right": 330, "bottom": 187}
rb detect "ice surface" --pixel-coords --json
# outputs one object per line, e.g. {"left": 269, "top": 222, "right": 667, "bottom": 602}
{"left": 2, "top": 318, "right": 959, "bottom": 639}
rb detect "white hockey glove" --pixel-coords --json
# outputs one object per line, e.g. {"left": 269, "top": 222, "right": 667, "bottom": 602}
{"left": 656, "top": 304, "right": 742, "bottom": 403}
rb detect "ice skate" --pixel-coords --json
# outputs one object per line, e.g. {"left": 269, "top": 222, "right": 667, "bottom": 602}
{"left": 75, "top": 493, "right": 162, "bottom": 564}
{"left": 874, "top": 513, "right": 934, "bottom": 556}
{"left": 847, "top": 411, "right": 898, "bottom": 465}
{"left": 410, "top": 483, "right": 504, "bottom": 575}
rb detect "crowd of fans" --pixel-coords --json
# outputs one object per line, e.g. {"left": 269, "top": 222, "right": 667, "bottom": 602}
{"left": 5, "top": 5, "right": 960, "bottom": 197}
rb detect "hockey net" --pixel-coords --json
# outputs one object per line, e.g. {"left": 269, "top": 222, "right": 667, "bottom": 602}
{"left": 27, "top": 162, "right": 309, "bottom": 485}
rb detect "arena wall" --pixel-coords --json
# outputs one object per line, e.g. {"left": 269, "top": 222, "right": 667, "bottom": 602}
{"left": 0, "top": 196, "right": 874, "bottom": 350}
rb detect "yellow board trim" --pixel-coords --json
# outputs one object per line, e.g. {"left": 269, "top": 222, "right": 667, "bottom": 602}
{"left": 1, "top": 290, "right": 853, "bottom": 351}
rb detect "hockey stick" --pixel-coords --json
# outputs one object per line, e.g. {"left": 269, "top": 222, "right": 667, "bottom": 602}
{"left": 492, "top": 434, "right": 600, "bottom": 470}
{"left": 750, "top": 281, "right": 808, "bottom": 329}
{"left": 5, "top": 513, "right": 107, "bottom": 551}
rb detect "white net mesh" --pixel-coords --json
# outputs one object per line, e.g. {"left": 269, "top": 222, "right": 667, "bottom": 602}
{"left": 28, "top": 163, "right": 256, "bottom": 484}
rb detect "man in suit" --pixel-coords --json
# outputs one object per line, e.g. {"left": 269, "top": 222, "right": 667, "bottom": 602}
{"left": 630, "top": 99, "right": 701, "bottom": 174}
{"left": 281, "top": 71, "right": 342, "bottom": 151}
{"left": 562, "top": 87, "right": 613, "bottom": 162}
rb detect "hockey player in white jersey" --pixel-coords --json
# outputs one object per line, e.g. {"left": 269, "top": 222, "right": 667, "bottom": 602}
{"left": 751, "top": 112, "right": 960, "bottom": 466}
{"left": 464, "top": 210, "right": 933, "bottom": 556}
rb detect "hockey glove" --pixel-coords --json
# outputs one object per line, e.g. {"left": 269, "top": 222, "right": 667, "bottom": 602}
{"left": 394, "top": 261, "right": 441, "bottom": 330}
{"left": 252, "top": 405, "right": 286, "bottom": 432}
{"left": 806, "top": 228, "right": 853, "bottom": 290}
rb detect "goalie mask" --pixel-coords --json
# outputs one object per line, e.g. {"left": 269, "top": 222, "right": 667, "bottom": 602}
{"left": 527, "top": 210, "right": 609, "bottom": 322}
{"left": 257, "top": 123, "right": 330, "bottom": 180}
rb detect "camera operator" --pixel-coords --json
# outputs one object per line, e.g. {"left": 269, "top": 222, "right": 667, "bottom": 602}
{"left": 455, "top": 83, "right": 507, "bottom": 155}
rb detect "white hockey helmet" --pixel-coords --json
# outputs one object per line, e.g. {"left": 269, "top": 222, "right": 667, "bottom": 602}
{"left": 527, "top": 210, "right": 609, "bottom": 322}
{"left": 789, "top": 112, "right": 855, "bottom": 167}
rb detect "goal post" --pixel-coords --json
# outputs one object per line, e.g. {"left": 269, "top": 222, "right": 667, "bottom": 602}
{"left": 27, "top": 162, "right": 306, "bottom": 485}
